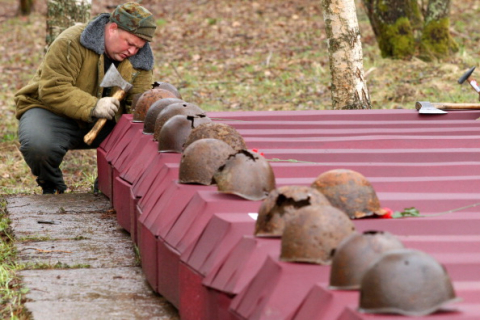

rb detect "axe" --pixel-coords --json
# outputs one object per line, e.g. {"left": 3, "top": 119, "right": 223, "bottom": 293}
{"left": 415, "top": 101, "right": 480, "bottom": 114}
{"left": 84, "top": 64, "right": 133, "bottom": 145}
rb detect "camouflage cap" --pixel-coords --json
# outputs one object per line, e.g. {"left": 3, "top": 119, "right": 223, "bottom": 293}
{"left": 110, "top": 2, "right": 156, "bottom": 42}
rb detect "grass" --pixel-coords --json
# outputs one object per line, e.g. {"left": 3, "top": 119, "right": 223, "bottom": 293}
{"left": 16, "top": 235, "right": 52, "bottom": 242}
{"left": 19, "top": 262, "right": 91, "bottom": 270}
{"left": 1, "top": 0, "right": 480, "bottom": 318}
{"left": 0, "top": 199, "right": 30, "bottom": 319}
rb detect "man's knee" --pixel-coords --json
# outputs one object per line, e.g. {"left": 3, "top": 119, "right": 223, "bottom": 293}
{"left": 18, "top": 108, "right": 71, "bottom": 163}
{"left": 20, "top": 136, "right": 65, "bottom": 167}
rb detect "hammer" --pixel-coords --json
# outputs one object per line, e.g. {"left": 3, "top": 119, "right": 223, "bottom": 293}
{"left": 84, "top": 64, "right": 133, "bottom": 145}
{"left": 415, "top": 101, "right": 480, "bottom": 114}
{"left": 458, "top": 66, "right": 480, "bottom": 100}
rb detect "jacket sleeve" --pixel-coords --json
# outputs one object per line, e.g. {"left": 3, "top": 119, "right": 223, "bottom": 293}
{"left": 37, "top": 37, "right": 98, "bottom": 122}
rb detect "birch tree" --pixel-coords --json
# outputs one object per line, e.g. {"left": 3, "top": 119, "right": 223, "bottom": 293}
{"left": 322, "top": 0, "right": 371, "bottom": 109}
{"left": 46, "top": 0, "right": 92, "bottom": 47}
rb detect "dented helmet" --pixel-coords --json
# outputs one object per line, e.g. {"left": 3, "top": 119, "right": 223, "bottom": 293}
{"left": 179, "top": 138, "right": 235, "bottom": 185}
{"left": 133, "top": 88, "right": 177, "bottom": 122}
{"left": 153, "top": 102, "right": 204, "bottom": 141}
{"left": 143, "top": 98, "right": 184, "bottom": 134}
{"left": 213, "top": 150, "right": 275, "bottom": 201}
{"left": 158, "top": 114, "right": 211, "bottom": 153}
{"left": 311, "top": 169, "right": 387, "bottom": 219}
{"left": 359, "top": 249, "right": 459, "bottom": 316}
{"left": 184, "top": 122, "right": 247, "bottom": 152}
{"left": 152, "top": 81, "right": 182, "bottom": 99}
{"left": 255, "top": 186, "right": 331, "bottom": 237}
{"left": 329, "top": 231, "right": 405, "bottom": 290}
{"left": 280, "top": 205, "right": 355, "bottom": 264}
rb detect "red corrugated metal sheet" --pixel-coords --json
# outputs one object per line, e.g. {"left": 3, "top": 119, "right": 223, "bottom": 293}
{"left": 98, "top": 109, "right": 480, "bottom": 319}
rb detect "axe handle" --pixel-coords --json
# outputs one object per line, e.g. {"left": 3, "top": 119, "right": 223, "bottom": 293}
{"left": 433, "top": 102, "right": 480, "bottom": 110}
{"left": 84, "top": 89, "right": 126, "bottom": 145}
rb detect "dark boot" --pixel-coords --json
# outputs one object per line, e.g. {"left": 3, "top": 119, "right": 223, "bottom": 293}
{"left": 93, "top": 177, "right": 100, "bottom": 196}
{"left": 37, "top": 179, "right": 64, "bottom": 195}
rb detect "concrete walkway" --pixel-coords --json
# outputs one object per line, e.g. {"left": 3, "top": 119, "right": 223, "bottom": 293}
{"left": 6, "top": 193, "right": 179, "bottom": 320}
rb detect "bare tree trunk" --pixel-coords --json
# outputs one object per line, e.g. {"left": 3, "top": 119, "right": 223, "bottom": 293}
{"left": 420, "top": 0, "right": 458, "bottom": 60}
{"left": 46, "top": 0, "right": 92, "bottom": 47}
{"left": 19, "top": 0, "right": 35, "bottom": 15}
{"left": 361, "top": 0, "right": 422, "bottom": 59}
{"left": 322, "top": 0, "right": 371, "bottom": 109}
{"left": 362, "top": 0, "right": 457, "bottom": 60}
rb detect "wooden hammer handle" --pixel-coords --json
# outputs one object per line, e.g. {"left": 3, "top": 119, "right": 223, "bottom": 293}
{"left": 434, "top": 102, "right": 480, "bottom": 110}
{"left": 84, "top": 89, "right": 126, "bottom": 145}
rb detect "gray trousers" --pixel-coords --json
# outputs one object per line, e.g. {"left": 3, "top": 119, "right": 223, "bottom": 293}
{"left": 18, "top": 108, "right": 115, "bottom": 192}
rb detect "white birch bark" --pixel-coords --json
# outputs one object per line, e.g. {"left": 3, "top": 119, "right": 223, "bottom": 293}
{"left": 322, "top": 0, "right": 371, "bottom": 109}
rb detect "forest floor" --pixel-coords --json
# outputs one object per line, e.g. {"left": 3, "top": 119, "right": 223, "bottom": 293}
{"left": 0, "top": 0, "right": 479, "bottom": 194}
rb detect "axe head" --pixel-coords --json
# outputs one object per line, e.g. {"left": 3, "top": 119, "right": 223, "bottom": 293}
{"left": 458, "top": 66, "right": 476, "bottom": 84}
{"left": 100, "top": 64, "right": 133, "bottom": 92}
{"left": 415, "top": 101, "right": 447, "bottom": 114}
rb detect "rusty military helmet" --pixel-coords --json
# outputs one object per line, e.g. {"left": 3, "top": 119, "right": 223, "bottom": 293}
{"left": 184, "top": 122, "right": 247, "bottom": 152}
{"left": 152, "top": 81, "right": 182, "bottom": 99}
{"left": 280, "top": 205, "right": 355, "bottom": 265}
{"left": 158, "top": 114, "right": 212, "bottom": 153}
{"left": 254, "top": 186, "right": 331, "bottom": 237}
{"left": 143, "top": 98, "right": 184, "bottom": 134}
{"left": 179, "top": 138, "right": 235, "bottom": 185}
{"left": 329, "top": 231, "right": 405, "bottom": 290}
{"left": 311, "top": 169, "right": 387, "bottom": 219}
{"left": 133, "top": 88, "right": 177, "bottom": 122}
{"left": 359, "top": 249, "right": 460, "bottom": 316}
{"left": 213, "top": 150, "right": 276, "bottom": 201}
{"left": 153, "top": 102, "right": 205, "bottom": 141}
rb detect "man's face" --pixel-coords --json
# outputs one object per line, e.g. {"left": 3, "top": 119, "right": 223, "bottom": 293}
{"left": 104, "top": 23, "right": 147, "bottom": 61}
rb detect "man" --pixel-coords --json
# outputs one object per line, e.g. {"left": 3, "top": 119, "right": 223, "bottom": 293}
{"left": 14, "top": 2, "right": 156, "bottom": 194}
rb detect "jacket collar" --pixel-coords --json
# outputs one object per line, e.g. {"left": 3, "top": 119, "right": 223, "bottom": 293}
{"left": 80, "top": 13, "right": 154, "bottom": 71}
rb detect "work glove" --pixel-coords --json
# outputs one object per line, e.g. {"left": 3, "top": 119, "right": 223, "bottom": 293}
{"left": 92, "top": 97, "right": 120, "bottom": 120}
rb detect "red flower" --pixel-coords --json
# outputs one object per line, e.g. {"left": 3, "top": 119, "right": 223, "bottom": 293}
{"left": 251, "top": 149, "right": 265, "bottom": 157}
{"left": 381, "top": 207, "right": 393, "bottom": 219}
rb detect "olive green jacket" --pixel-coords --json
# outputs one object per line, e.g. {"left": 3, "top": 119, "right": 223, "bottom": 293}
{"left": 14, "top": 13, "right": 154, "bottom": 123}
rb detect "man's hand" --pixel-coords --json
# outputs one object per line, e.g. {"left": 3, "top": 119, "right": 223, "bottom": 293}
{"left": 92, "top": 97, "right": 120, "bottom": 120}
